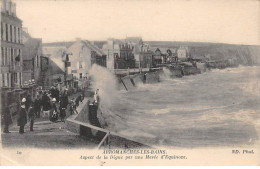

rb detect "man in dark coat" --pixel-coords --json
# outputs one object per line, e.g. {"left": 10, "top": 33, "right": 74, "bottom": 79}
{"left": 75, "top": 95, "right": 82, "bottom": 108}
{"left": 60, "top": 90, "right": 69, "bottom": 109}
{"left": 42, "top": 92, "right": 51, "bottom": 111}
{"left": 25, "top": 93, "right": 32, "bottom": 111}
{"left": 3, "top": 106, "right": 13, "bottom": 133}
{"left": 17, "top": 98, "right": 27, "bottom": 134}
{"left": 59, "top": 90, "right": 69, "bottom": 118}
{"left": 49, "top": 86, "right": 56, "bottom": 99}
{"left": 28, "top": 102, "right": 35, "bottom": 131}
{"left": 34, "top": 95, "right": 41, "bottom": 118}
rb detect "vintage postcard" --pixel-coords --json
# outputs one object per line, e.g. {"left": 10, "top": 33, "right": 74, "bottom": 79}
{"left": 0, "top": 0, "right": 259, "bottom": 166}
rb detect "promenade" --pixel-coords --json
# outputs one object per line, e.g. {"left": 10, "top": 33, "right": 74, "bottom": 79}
{"left": 1, "top": 91, "right": 98, "bottom": 149}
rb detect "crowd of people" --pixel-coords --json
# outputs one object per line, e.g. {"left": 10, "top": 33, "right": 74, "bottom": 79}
{"left": 3, "top": 86, "right": 85, "bottom": 134}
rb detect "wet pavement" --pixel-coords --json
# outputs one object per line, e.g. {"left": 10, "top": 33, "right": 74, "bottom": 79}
{"left": 1, "top": 91, "right": 99, "bottom": 149}
{"left": 1, "top": 117, "right": 99, "bottom": 149}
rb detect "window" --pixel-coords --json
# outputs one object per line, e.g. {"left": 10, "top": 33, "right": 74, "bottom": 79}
{"left": 11, "top": 48, "right": 13, "bottom": 62}
{"left": 14, "top": 26, "right": 16, "bottom": 43}
{"left": 19, "top": 72, "right": 22, "bottom": 86}
{"left": 1, "top": 47, "right": 4, "bottom": 65}
{"left": 36, "top": 55, "right": 39, "bottom": 67}
{"left": 9, "top": 2, "right": 12, "bottom": 15}
{"left": 7, "top": 73, "right": 9, "bottom": 87}
{"left": 18, "top": 27, "right": 20, "bottom": 43}
{"left": 79, "top": 73, "right": 82, "bottom": 79}
{"left": 6, "top": 24, "right": 8, "bottom": 41}
{"left": 11, "top": 48, "right": 15, "bottom": 68}
{"left": 114, "top": 53, "right": 119, "bottom": 58}
{"left": 2, "top": 74, "right": 5, "bottom": 87}
{"left": 14, "top": 73, "right": 18, "bottom": 84}
{"left": 5, "top": 48, "right": 8, "bottom": 65}
{"left": 10, "top": 25, "right": 12, "bottom": 42}
{"left": 18, "top": 49, "right": 21, "bottom": 65}
{"left": 1, "top": 22, "right": 3, "bottom": 40}
{"left": 2, "top": 22, "right": 5, "bottom": 41}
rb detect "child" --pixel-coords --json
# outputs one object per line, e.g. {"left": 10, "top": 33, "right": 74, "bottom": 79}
{"left": 69, "top": 98, "right": 78, "bottom": 115}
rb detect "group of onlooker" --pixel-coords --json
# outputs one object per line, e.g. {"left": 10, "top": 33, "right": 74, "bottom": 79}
{"left": 3, "top": 86, "right": 85, "bottom": 134}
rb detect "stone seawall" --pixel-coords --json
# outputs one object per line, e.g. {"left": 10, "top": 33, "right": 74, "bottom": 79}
{"left": 145, "top": 71, "right": 160, "bottom": 83}
{"left": 196, "top": 62, "right": 207, "bottom": 73}
{"left": 65, "top": 98, "right": 150, "bottom": 148}
{"left": 118, "top": 71, "right": 161, "bottom": 91}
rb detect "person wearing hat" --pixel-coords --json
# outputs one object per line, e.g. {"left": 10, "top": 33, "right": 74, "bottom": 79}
{"left": 60, "top": 89, "right": 69, "bottom": 108}
{"left": 34, "top": 94, "right": 42, "bottom": 118}
{"left": 28, "top": 102, "right": 35, "bottom": 131}
{"left": 42, "top": 91, "right": 51, "bottom": 111}
{"left": 25, "top": 93, "right": 32, "bottom": 111}
{"left": 93, "top": 89, "right": 100, "bottom": 105}
{"left": 17, "top": 98, "right": 27, "bottom": 134}
{"left": 50, "top": 98, "right": 58, "bottom": 122}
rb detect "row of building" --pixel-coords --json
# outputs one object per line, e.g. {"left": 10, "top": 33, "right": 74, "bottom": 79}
{"left": 0, "top": 0, "right": 190, "bottom": 113}
{"left": 41, "top": 37, "right": 190, "bottom": 85}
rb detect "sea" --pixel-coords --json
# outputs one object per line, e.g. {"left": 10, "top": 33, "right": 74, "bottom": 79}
{"left": 89, "top": 65, "right": 260, "bottom": 148}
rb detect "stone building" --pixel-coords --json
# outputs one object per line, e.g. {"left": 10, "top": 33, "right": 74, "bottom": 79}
{"left": 1, "top": 0, "right": 24, "bottom": 113}
{"left": 152, "top": 48, "right": 166, "bottom": 67}
{"left": 177, "top": 46, "right": 189, "bottom": 60}
{"left": 102, "top": 38, "right": 121, "bottom": 70}
{"left": 42, "top": 46, "right": 71, "bottom": 89}
{"left": 68, "top": 39, "right": 106, "bottom": 80}
{"left": 1, "top": 0, "right": 23, "bottom": 89}
{"left": 102, "top": 38, "right": 136, "bottom": 69}
{"left": 22, "top": 29, "right": 43, "bottom": 85}
{"left": 114, "top": 43, "right": 135, "bottom": 69}
{"left": 125, "top": 37, "right": 152, "bottom": 68}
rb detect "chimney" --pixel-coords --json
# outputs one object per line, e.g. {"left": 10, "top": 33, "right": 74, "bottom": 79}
{"left": 13, "top": 3, "right": 16, "bottom": 16}
{"left": 3, "top": 0, "right": 6, "bottom": 12}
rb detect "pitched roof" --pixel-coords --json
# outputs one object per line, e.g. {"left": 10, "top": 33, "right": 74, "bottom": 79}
{"left": 23, "top": 38, "right": 42, "bottom": 60}
{"left": 47, "top": 58, "right": 65, "bottom": 75}
{"left": 43, "top": 41, "right": 74, "bottom": 48}
{"left": 22, "top": 30, "right": 32, "bottom": 44}
{"left": 42, "top": 46, "right": 71, "bottom": 72}
{"left": 82, "top": 40, "right": 106, "bottom": 56}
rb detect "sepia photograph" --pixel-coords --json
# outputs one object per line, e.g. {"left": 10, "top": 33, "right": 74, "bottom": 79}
{"left": 0, "top": 0, "right": 259, "bottom": 166}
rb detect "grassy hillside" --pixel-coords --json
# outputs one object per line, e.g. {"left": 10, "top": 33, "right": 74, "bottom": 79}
{"left": 146, "top": 41, "right": 260, "bottom": 65}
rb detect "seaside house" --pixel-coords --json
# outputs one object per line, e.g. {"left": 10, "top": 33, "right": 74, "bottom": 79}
{"left": 68, "top": 39, "right": 107, "bottom": 80}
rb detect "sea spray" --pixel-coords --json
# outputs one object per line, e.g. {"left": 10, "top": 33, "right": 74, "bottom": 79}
{"left": 159, "top": 67, "right": 172, "bottom": 80}
{"left": 88, "top": 64, "right": 129, "bottom": 130}
{"left": 88, "top": 64, "right": 119, "bottom": 108}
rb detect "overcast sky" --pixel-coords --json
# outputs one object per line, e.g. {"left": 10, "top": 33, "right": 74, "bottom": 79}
{"left": 14, "top": 0, "right": 260, "bottom": 45}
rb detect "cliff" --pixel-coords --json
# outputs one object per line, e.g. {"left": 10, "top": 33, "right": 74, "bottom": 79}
{"left": 147, "top": 41, "right": 260, "bottom": 65}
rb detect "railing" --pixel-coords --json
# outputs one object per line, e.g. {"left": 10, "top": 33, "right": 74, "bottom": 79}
{"left": 111, "top": 68, "right": 150, "bottom": 75}
{"left": 97, "top": 131, "right": 110, "bottom": 149}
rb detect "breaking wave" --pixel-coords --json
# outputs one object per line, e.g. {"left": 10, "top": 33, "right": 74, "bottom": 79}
{"left": 89, "top": 65, "right": 260, "bottom": 147}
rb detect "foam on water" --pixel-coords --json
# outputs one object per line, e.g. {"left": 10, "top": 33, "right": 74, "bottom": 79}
{"left": 90, "top": 65, "right": 260, "bottom": 147}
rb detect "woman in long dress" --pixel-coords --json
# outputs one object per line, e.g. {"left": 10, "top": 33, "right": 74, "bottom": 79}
{"left": 49, "top": 98, "right": 58, "bottom": 122}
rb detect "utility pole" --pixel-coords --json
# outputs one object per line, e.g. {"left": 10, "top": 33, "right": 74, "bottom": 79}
{"left": 62, "top": 51, "right": 71, "bottom": 88}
